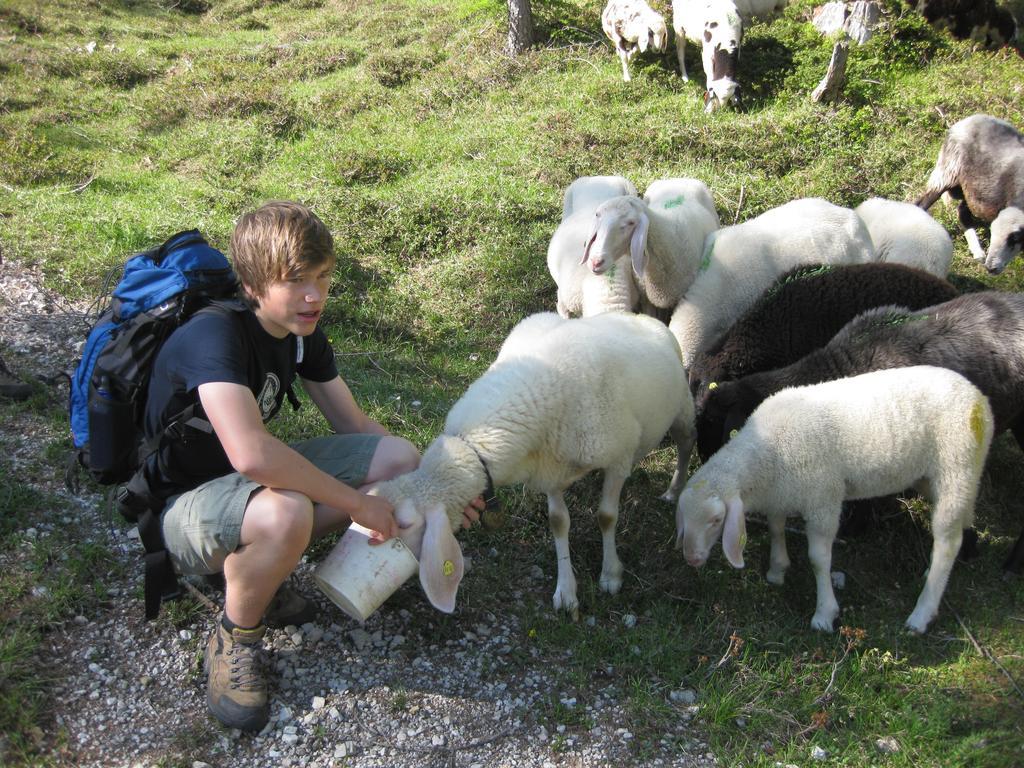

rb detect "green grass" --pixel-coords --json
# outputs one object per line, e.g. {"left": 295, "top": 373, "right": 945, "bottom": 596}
{"left": 2, "top": 0, "right": 1024, "bottom": 765}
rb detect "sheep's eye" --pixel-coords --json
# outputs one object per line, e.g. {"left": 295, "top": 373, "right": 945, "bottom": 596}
{"left": 709, "top": 21, "right": 718, "bottom": 28}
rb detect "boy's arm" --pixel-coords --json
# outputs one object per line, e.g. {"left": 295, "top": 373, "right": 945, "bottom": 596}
{"left": 302, "top": 376, "right": 389, "bottom": 436}
{"left": 197, "top": 380, "right": 397, "bottom": 539}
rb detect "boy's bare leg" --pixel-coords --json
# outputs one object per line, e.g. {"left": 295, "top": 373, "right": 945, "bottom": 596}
{"left": 310, "top": 435, "right": 420, "bottom": 539}
{"left": 222, "top": 488, "right": 314, "bottom": 628}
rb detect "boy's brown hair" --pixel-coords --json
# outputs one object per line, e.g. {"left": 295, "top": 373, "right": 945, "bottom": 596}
{"left": 230, "top": 201, "right": 335, "bottom": 305}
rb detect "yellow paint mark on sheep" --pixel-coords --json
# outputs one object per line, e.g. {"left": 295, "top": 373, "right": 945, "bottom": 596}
{"left": 729, "top": 429, "right": 739, "bottom": 440}
{"left": 970, "top": 398, "right": 988, "bottom": 467}
{"left": 709, "top": 382, "right": 718, "bottom": 390}
{"left": 693, "top": 479, "right": 707, "bottom": 490}
{"left": 663, "top": 194, "right": 686, "bottom": 209}
{"left": 443, "top": 560, "right": 455, "bottom": 577}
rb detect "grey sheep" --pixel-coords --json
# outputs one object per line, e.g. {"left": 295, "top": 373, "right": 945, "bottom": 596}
{"left": 916, "top": 114, "right": 1024, "bottom": 274}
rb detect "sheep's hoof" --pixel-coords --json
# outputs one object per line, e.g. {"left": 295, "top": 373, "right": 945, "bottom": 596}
{"left": 810, "top": 614, "right": 835, "bottom": 632}
{"left": 904, "top": 610, "right": 933, "bottom": 635}
{"left": 766, "top": 568, "right": 786, "bottom": 586}
{"left": 657, "top": 490, "right": 678, "bottom": 504}
{"left": 552, "top": 589, "right": 580, "bottom": 621}
{"left": 599, "top": 571, "right": 623, "bottom": 595}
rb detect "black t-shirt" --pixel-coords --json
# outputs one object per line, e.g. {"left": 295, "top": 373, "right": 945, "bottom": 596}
{"left": 141, "top": 302, "right": 338, "bottom": 502}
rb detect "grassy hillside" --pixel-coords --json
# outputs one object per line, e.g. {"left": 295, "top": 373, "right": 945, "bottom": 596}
{"left": 1, "top": 0, "right": 1023, "bottom": 765}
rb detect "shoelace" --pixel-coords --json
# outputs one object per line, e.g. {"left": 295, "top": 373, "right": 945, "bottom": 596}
{"left": 227, "top": 640, "right": 265, "bottom": 691}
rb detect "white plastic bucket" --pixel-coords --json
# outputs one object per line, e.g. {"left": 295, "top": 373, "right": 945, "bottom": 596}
{"left": 313, "top": 523, "right": 419, "bottom": 622}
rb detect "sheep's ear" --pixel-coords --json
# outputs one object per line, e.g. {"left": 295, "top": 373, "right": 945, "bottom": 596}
{"left": 418, "top": 503, "right": 464, "bottom": 614}
{"left": 582, "top": 230, "right": 597, "bottom": 265}
{"left": 722, "top": 495, "right": 746, "bottom": 568}
{"left": 630, "top": 211, "right": 650, "bottom": 276}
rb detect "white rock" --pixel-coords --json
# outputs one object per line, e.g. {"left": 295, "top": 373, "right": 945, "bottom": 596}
{"left": 875, "top": 736, "right": 900, "bottom": 754}
{"left": 811, "top": 745, "right": 828, "bottom": 760}
{"left": 312, "top": 696, "right": 325, "bottom": 710}
{"left": 670, "top": 689, "right": 698, "bottom": 705}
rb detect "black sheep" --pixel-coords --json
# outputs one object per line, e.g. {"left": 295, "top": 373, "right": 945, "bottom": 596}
{"left": 689, "top": 262, "right": 959, "bottom": 418}
{"left": 700, "top": 291, "right": 1024, "bottom": 574}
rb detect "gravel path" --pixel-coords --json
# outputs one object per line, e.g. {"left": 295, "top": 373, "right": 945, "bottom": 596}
{"left": 0, "top": 260, "right": 717, "bottom": 768}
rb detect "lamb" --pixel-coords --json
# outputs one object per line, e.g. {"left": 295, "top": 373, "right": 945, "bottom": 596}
{"left": 854, "top": 197, "right": 954, "bottom": 278}
{"left": 373, "top": 311, "right": 696, "bottom": 617}
{"left": 582, "top": 178, "right": 720, "bottom": 318}
{"left": 915, "top": 114, "right": 1024, "bottom": 275}
{"left": 602, "top": 0, "right": 670, "bottom": 82}
{"left": 677, "top": 365, "right": 994, "bottom": 633}
{"left": 696, "top": 291, "right": 1024, "bottom": 573}
{"left": 547, "top": 175, "right": 640, "bottom": 317}
{"left": 667, "top": 197, "right": 875, "bottom": 369}
{"left": 671, "top": 0, "right": 744, "bottom": 111}
{"left": 687, "top": 262, "right": 958, "bottom": 424}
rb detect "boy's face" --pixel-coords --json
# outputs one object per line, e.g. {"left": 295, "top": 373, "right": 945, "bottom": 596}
{"left": 251, "top": 262, "right": 334, "bottom": 338}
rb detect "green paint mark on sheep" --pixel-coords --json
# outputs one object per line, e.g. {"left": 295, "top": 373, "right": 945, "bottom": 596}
{"left": 699, "top": 237, "right": 715, "bottom": 272}
{"left": 663, "top": 194, "right": 686, "bottom": 209}
{"left": 765, "top": 264, "right": 833, "bottom": 299}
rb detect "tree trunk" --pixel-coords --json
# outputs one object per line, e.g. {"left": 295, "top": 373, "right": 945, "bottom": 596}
{"left": 507, "top": 0, "right": 534, "bottom": 55}
{"left": 811, "top": 40, "right": 849, "bottom": 103}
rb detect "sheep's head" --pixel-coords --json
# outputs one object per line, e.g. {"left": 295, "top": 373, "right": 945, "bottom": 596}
{"left": 583, "top": 196, "right": 649, "bottom": 276}
{"left": 676, "top": 484, "right": 746, "bottom": 569}
{"left": 695, "top": 380, "right": 747, "bottom": 461}
{"left": 985, "top": 206, "right": 1024, "bottom": 275}
{"left": 648, "top": 19, "right": 669, "bottom": 53}
{"left": 704, "top": 78, "right": 740, "bottom": 113}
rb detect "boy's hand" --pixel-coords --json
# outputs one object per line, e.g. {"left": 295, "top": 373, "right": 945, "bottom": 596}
{"left": 353, "top": 493, "right": 398, "bottom": 544}
{"left": 461, "top": 496, "right": 485, "bottom": 529}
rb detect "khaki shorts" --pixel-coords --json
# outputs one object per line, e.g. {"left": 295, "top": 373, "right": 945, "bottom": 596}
{"left": 161, "top": 433, "right": 381, "bottom": 576}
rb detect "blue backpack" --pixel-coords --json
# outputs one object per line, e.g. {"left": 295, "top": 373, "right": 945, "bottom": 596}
{"left": 68, "top": 230, "right": 240, "bottom": 619}
{"left": 70, "top": 230, "right": 239, "bottom": 486}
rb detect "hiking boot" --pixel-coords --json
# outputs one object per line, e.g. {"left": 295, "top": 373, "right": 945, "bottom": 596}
{"left": 205, "top": 620, "right": 269, "bottom": 732}
{"left": 264, "top": 582, "right": 318, "bottom": 628}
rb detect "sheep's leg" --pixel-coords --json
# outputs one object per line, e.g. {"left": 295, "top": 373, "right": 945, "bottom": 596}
{"left": 659, "top": 419, "right": 696, "bottom": 503}
{"left": 765, "top": 512, "right": 790, "bottom": 586}
{"left": 915, "top": 187, "right": 943, "bottom": 210}
{"left": 905, "top": 510, "right": 963, "bottom": 634}
{"left": 805, "top": 513, "right": 841, "bottom": 631}
{"left": 547, "top": 491, "right": 579, "bottom": 620}
{"left": 676, "top": 33, "right": 689, "bottom": 80}
{"left": 964, "top": 228, "right": 987, "bottom": 262}
{"left": 597, "top": 467, "right": 628, "bottom": 595}
{"left": 1003, "top": 417, "right": 1024, "bottom": 574}
{"left": 617, "top": 47, "right": 632, "bottom": 82}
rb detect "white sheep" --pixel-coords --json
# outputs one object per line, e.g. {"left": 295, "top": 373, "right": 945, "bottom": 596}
{"left": 854, "top": 197, "right": 953, "bottom": 278}
{"left": 916, "top": 114, "right": 1024, "bottom": 274}
{"left": 374, "top": 311, "right": 697, "bottom": 618}
{"left": 583, "top": 178, "right": 720, "bottom": 317}
{"left": 677, "top": 365, "right": 993, "bottom": 634}
{"left": 672, "top": 0, "right": 744, "bottom": 111}
{"left": 547, "top": 175, "right": 641, "bottom": 317}
{"left": 668, "top": 197, "right": 874, "bottom": 368}
{"left": 602, "top": 0, "right": 670, "bottom": 82}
